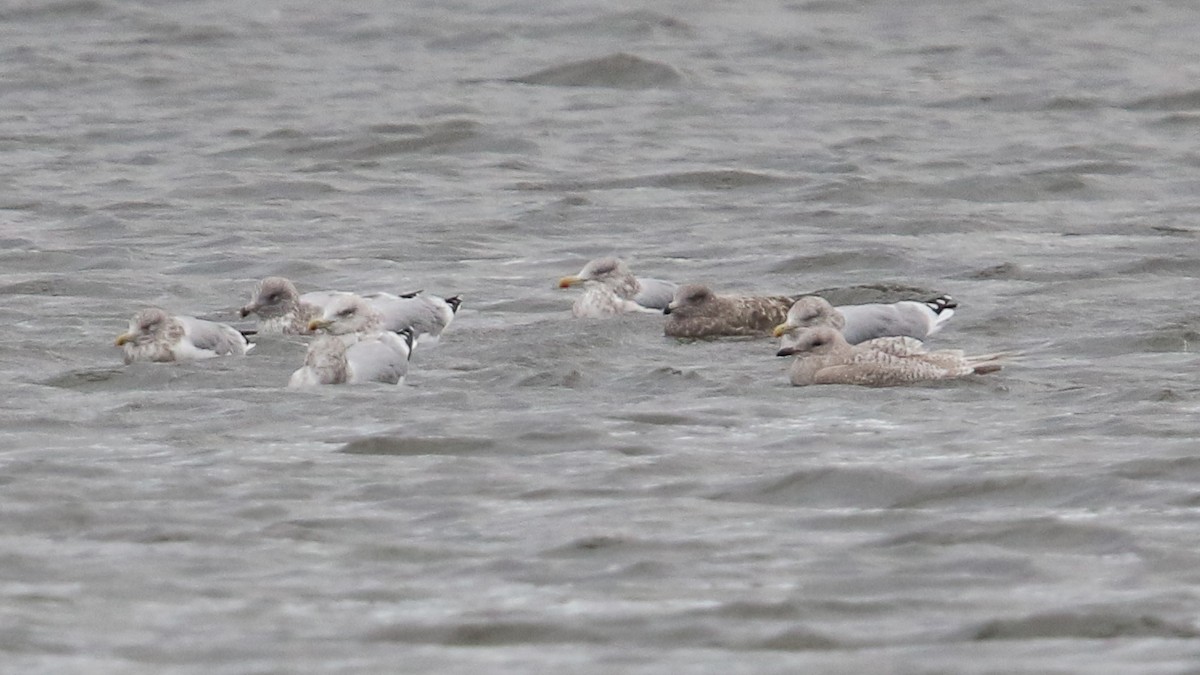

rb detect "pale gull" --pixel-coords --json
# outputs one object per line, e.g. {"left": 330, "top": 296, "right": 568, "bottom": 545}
{"left": 663, "top": 284, "right": 794, "bottom": 338}
{"left": 360, "top": 291, "right": 462, "bottom": 346}
{"left": 288, "top": 329, "right": 414, "bottom": 387}
{"left": 772, "top": 295, "right": 956, "bottom": 345}
{"left": 307, "top": 292, "right": 460, "bottom": 346}
{"left": 558, "top": 257, "right": 677, "bottom": 318}
{"left": 775, "top": 326, "right": 1003, "bottom": 387}
{"left": 115, "top": 307, "right": 253, "bottom": 364}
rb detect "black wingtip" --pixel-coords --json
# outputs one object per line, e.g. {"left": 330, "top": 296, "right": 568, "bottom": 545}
{"left": 925, "top": 294, "right": 958, "bottom": 314}
{"left": 444, "top": 295, "right": 463, "bottom": 313}
{"left": 396, "top": 327, "right": 416, "bottom": 355}
{"left": 398, "top": 289, "right": 424, "bottom": 299}
{"left": 238, "top": 329, "right": 258, "bottom": 338}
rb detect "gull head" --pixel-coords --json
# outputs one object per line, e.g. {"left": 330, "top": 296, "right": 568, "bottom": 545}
{"left": 307, "top": 295, "right": 378, "bottom": 335}
{"left": 115, "top": 307, "right": 174, "bottom": 347}
{"left": 775, "top": 326, "right": 844, "bottom": 358}
{"left": 663, "top": 284, "right": 714, "bottom": 317}
{"left": 773, "top": 296, "right": 844, "bottom": 338}
{"left": 559, "top": 257, "right": 630, "bottom": 289}
{"left": 240, "top": 276, "right": 300, "bottom": 319}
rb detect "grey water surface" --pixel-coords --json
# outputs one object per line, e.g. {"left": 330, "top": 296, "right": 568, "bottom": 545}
{"left": 3, "top": 0, "right": 1200, "bottom": 672}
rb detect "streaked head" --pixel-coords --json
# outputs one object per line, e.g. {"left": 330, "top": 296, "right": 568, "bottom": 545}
{"left": 772, "top": 296, "right": 843, "bottom": 337}
{"left": 308, "top": 295, "right": 378, "bottom": 335}
{"left": 663, "top": 284, "right": 713, "bottom": 316}
{"left": 241, "top": 276, "right": 300, "bottom": 318}
{"left": 775, "top": 326, "right": 845, "bottom": 357}
{"left": 115, "top": 307, "right": 172, "bottom": 346}
{"left": 558, "top": 257, "right": 629, "bottom": 288}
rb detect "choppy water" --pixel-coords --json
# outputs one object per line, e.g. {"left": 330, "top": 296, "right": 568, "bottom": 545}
{"left": 4, "top": 0, "right": 1200, "bottom": 672}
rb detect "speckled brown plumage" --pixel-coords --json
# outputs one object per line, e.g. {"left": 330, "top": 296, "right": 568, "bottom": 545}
{"left": 663, "top": 284, "right": 794, "bottom": 338}
{"left": 776, "top": 326, "right": 1003, "bottom": 387}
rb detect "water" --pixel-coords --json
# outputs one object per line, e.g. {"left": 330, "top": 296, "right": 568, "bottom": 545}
{"left": 3, "top": 0, "right": 1200, "bottom": 672}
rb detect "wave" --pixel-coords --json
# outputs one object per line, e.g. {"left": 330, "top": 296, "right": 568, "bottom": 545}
{"left": 508, "top": 53, "right": 683, "bottom": 89}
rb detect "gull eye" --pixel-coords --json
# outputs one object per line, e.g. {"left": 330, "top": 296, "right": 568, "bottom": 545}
{"left": 338, "top": 308, "right": 355, "bottom": 318}
{"left": 267, "top": 293, "right": 280, "bottom": 302}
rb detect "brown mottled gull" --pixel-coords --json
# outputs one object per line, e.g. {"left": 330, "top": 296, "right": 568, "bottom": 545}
{"left": 239, "top": 276, "right": 340, "bottom": 335}
{"left": 662, "top": 284, "right": 794, "bottom": 338}
{"left": 558, "top": 257, "right": 677, "bottom": 318}
{"left": 288, "top": 329, "right": 414, "bottom": 387}
{"left": 307, "top": 292, "right": 461, "bottom": 346}
{"left": 772, "top": 295, "right": 957, "bottom": 345}
{"left": 775, "top": 326, "right": 1003, "bottom": 387}
{"left": 115, "top": 308, "right": 253, "bottom": 364}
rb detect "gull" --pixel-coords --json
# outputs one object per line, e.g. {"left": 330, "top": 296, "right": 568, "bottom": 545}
{"left": 115, "top": 308, "right": 252, "bottom": 364}
{"left": 240, "top": 277, "right": 461, "bottom": 341}
{"left": 773, "top": 295, "right": 956, "bottom": 345}
{"left": 288, "top": 329, "right": 414, "bottom": 387}
{"left": 239, "top": 276, "right": 346, "bottom": 335}
{"left": 307, "top": 292, "right": 460, "bottom": 346}
{"left": 558, "top": 257, "right": 677, "bottom": 318}
{"left": 775, "top": 326, "right": 1003, "bottom": 387}
{"left": 663, "top": 284, "right": 794, "bottom": 338}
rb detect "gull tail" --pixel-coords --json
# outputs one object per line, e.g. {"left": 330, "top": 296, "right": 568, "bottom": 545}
{"left": 924, "top": 294, "right": 957, "bottom": 316}
{"left": 922, "top": 295, "right": 957, "bottom": 334}
{"left": 396, "top": 327, "right": 416, "bottom": 359}
{"left": 965, "top": 350, "right": 1012, "bottom": 375}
